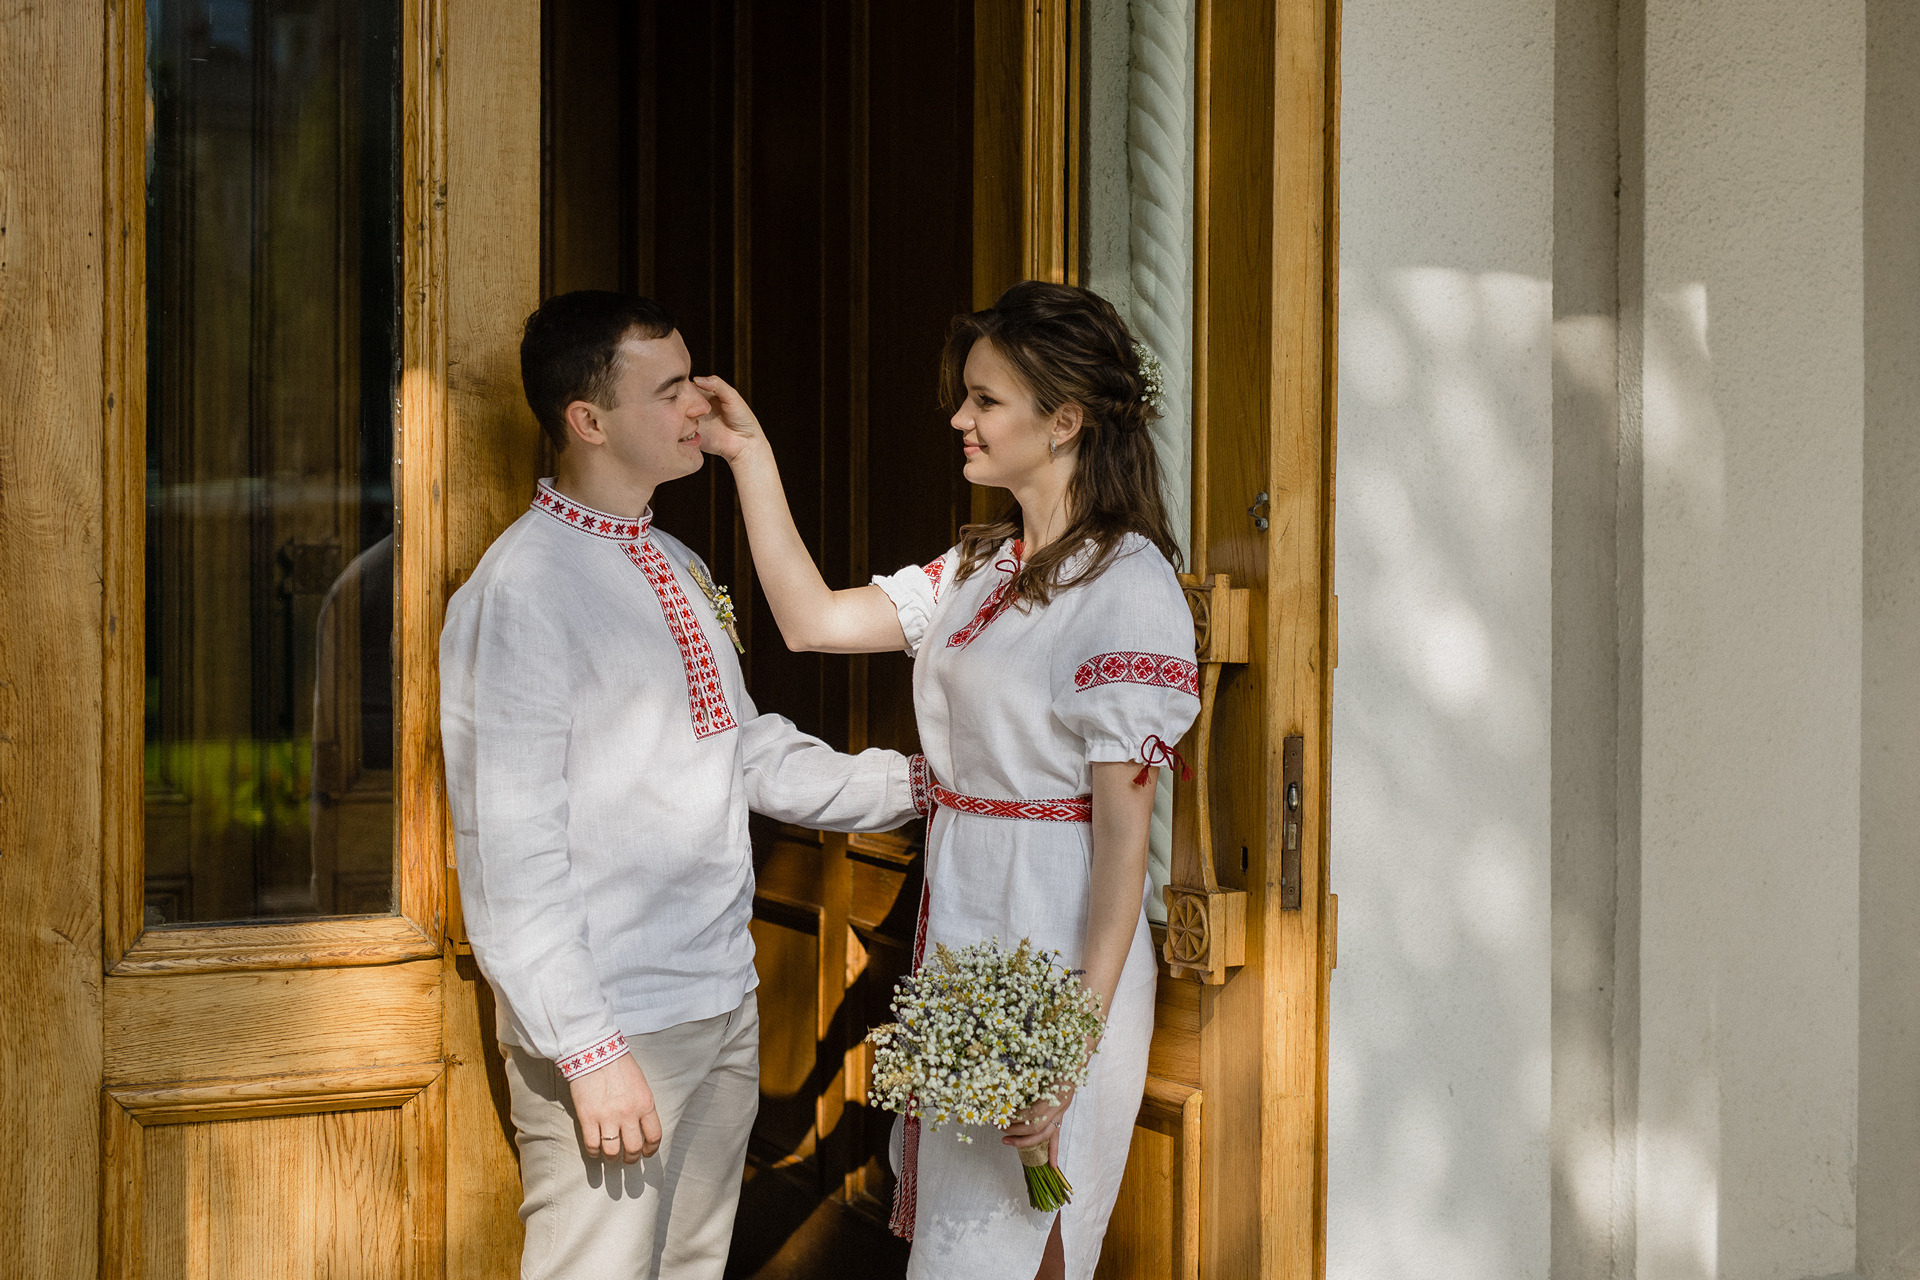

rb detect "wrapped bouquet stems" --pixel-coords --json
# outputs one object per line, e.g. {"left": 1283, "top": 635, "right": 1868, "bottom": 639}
{"left": 1017, "top": 1138, "right": 1073, "bottom": 1211}
{"left": 867, "top": 937, "right": 1105, "bottom": 1212}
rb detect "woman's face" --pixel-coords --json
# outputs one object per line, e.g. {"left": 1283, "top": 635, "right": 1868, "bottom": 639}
{"left": 950, "top": 338, "right": 1066, "bottom": 490}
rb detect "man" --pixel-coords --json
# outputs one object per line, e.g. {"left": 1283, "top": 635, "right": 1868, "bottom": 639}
{"left": 440, "top": 291, "right": 925, "bottom": 1279}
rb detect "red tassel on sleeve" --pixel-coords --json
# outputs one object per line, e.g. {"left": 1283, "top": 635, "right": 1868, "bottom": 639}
{"left": 1133, "top": 735, "right": 1193, "bottom": 787}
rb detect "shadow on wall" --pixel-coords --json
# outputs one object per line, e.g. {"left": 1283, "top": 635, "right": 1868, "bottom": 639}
{"left": 1331, "top": 254, "right": 1858, "bottom": 1280}
{"left": 1330, "top": 262, "right": 1557, "bottom": 1280}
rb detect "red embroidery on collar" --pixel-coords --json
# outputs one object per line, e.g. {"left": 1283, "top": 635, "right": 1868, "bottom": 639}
{"left": 944, "top": 542, "right": 1024, "bottom": 650}
{"left": 1072, "top": 651, "right": 1201, "bottom": 697}
{"left": 530, "top": 478, "right": 649, "bottom": 541}
{"left": 620, "top": 539, "right": 738, "bottom": 740}
{"left": 929, "top": 783, "right": 1093, "bottom": 823}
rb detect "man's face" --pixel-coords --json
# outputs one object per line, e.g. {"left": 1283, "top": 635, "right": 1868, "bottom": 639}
{"left": 573, "top": 328, "right": 712, "bottom": 485}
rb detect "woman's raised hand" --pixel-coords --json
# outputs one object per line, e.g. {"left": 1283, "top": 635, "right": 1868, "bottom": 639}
{"left": 691, "top": 374, "right": 765, "bottom": 463}
{"left": 697, "top": 371, "right": 908, "bottom": 654}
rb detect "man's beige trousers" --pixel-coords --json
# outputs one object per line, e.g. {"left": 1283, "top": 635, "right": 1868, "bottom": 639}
{"left": 505, "top": 993, "right": 760, "bottom": 1280}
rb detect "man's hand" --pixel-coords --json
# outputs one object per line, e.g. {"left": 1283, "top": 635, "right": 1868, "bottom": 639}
{"left": 691, "top": 374, "right": 766, "bottom": 464}
{"left": 568, "top": 1053, "right": 662, "bottom": 1164}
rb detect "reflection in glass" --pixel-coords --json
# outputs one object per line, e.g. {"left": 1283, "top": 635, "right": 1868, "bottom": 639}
{"left": 144, "top": 0, "right": 400, "bottom": 925}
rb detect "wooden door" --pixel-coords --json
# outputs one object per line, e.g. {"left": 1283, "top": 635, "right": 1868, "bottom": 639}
{"left": 87, "top": 0, "right": 540, "bottom": 1274}
{"left": 96, "top": 0, "right": 442, "bottom": 1272}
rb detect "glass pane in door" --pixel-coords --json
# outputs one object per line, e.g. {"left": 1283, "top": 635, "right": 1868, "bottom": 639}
{"left": 144, "top": 0, "right": 401, "bottom": 925}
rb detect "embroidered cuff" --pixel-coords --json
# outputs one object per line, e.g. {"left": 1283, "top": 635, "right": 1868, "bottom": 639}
{"left": 557, "top": 1031, "right": 629, "bottom": 1081}
{"left": 908, "top": 753, "right": 932, "bottom": 819}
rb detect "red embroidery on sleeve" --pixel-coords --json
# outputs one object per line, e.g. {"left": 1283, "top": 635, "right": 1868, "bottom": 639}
{"left": 921, "top": 557, "right": 946, "bottom": 602}
{"left": 908, "top": 753, "right": 932, "bottom": 818}
{"left": 557, "top": 1031, "right": 629, "bottom": 1080}
{"left": 1072, "top": 651, "right": 1200, "bottom": 696}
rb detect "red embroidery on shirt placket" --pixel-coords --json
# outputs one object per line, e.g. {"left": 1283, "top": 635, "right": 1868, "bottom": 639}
{"left": 531, "top": 480, "right": 734, "bottom": 739}
{"left": 621, "top": 539, "right": 738, "bottom": 739}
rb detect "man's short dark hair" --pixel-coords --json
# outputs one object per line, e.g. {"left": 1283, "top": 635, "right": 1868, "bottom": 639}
{"left": 520, "top": 291, "right": 677, "bottom": 452}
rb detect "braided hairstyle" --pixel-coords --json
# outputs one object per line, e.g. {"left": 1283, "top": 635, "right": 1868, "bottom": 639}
{"left": 943, "top": 280, "right": 1182, "bottom": 605}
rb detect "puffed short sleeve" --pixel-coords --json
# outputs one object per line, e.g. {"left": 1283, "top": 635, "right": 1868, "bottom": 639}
{"left": 871, "top": 546, "right": 959, "bottom": 657}
{"left": 1050, "top": 538, "right": 1201, "bottom": 765}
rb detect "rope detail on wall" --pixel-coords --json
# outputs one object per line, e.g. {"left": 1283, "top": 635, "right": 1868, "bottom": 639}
{"left": 1128, "top": 0, "right": 1195, "bottom": 919}
{"left": 1129, "top": 0, "right": 1193, "bottom": 560}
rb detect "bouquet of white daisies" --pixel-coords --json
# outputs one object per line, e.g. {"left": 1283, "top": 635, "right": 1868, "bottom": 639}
{"left": 867, "top": 937, "right": 1106, "bottom": 1211}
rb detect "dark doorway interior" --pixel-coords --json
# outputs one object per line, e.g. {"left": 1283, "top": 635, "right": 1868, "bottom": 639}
{"left": 542, "top": 2, "right": 976, "bottom": 1275}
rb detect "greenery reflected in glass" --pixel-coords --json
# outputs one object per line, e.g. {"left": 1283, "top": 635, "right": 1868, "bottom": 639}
{"left": 144, "top": 0, "right": 400, "bottom": 925}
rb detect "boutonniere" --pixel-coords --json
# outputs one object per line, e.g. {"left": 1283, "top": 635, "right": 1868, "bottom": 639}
{"left": 688, "top": 559, "right": 745, "bottom": 654}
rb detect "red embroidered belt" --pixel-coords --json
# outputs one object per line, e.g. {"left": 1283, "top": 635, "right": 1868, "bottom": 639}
{"left": 928, "top": 782, "right": 1092, "bottom": 824}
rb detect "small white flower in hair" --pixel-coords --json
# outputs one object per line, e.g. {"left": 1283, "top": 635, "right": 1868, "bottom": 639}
{"left": 1133, "top": 341, "right": 1167, "bottom": 413}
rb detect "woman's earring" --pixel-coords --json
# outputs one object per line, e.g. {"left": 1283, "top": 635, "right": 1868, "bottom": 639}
{"left": 1049, "top": 439, "right": 1058, "bottom": 457}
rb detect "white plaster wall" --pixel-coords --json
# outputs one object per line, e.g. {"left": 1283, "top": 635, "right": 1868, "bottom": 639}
{"left": 1330, "top": 0, "right": 1555, "bottom": 1274}
{"left": 1630, "top": 2, "right": 1864, "bottom": 1276}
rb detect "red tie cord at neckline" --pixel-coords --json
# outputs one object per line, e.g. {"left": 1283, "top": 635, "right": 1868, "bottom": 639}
{"left": 946, "top": 541, "right": 1029, "bottom": 650}
{"left": 1133, "top": 735, "right": 1193, "bottom": 787}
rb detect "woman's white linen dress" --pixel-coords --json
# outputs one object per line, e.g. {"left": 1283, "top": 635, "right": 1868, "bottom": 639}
{"left": 873, "top": 533, "right": 1201, "bottom": 1280}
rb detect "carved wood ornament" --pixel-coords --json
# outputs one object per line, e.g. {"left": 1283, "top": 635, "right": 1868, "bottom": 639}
{"left": 1162, "top": 572, "right": 1251, "bottom": 984}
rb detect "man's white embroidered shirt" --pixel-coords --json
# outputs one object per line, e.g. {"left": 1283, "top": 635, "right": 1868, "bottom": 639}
{"left": 441, "top": 481, "right": 916, "bottom": 1076}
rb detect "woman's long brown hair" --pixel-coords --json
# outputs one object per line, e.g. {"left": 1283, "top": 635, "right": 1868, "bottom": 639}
{"left": 943, "top": 280, "right": 1182, "bottom": 605}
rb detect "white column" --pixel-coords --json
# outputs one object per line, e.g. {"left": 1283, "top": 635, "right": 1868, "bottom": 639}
{"left": 1330, "top": 0, "right": 1555, "bottom": 1273}
{"left": 1629, "top": 1, "right": 1864, "bottom": 1276}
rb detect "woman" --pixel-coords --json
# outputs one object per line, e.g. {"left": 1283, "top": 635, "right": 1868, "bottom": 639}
{"left": 697, "top": 281, "right": 1199, "bottom": 1280}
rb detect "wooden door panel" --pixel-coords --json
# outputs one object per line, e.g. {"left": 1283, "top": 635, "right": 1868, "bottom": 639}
{"left": 749, "top": 902, "right": 826, "bottom": 1168}
{"left": 1096, "top": 1131, "right": 1176, "bottom": 1280}
{"left": 105, "top": 1076, "right": 443, "bottom": 1280}
{"left": 103, "top": 962, "right": 442, "bottom": 1086}
{"left": 141, "top": 1110, "right": 405, "bottom": 1279}
{"left": 441, "top": 954, "right": 524, "bottom": 1277}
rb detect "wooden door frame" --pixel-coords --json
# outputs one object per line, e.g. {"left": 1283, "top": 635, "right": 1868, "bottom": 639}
{"left": 978, "top": 1, "right": 1341, "bottom": 1275}
{"left": 1188, "top": 1, "right": 1340, "bottom": 1275}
